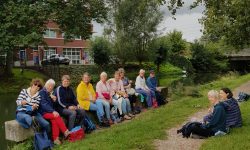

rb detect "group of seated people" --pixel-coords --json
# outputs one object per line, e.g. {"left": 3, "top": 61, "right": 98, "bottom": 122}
{"left": 186, "top": 88, "right": 242, "bottom": 138}
{"left": 15, "top": 68, "right": 166, "bottom": 145}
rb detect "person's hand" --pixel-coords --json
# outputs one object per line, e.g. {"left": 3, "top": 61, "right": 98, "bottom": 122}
{"left": 208, "top": 108, "right": 213, "bottom": 113}
{"left": 53, "top": 111, "right": 59, "bottom": 117}
{"left": 50, "top": 95, "right": 57, "bottom": 102}
{"left": 21, "top": 100, "right": 28, "bottom": 105}
{"left": 68, "top": 106, "right": 76, "bottom": 110}
{"left": 77, "top": 104, "right": 82, "bottom": 109}
{"left": 124, "top": 93, "right": 128, "bottom": 98}
{"left": 32, "top": 103, "right": 39, "bottom": 110}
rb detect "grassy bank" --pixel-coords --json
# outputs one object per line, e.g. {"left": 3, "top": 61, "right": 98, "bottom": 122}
{"left": 0, "top": 68, "right": 47, "bottom": 94}
{"left": 12, "top": 73, "right": 250, "bottom": 150}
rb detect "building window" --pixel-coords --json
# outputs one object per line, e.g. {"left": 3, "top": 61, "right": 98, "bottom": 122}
{"left": 44, "top": 29, "right": 56, "bottom": 38}
{"left": 63, "top": 48, "right": 81, "bottom": 64}
{"left": 19, "top": 50, "right": 26, "bottom": 60}
{"left": 44, "top": 48, "right": 56, "bottom": 59}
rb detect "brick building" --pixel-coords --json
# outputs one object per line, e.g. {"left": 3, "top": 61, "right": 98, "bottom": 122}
{"left": 14, "top": 21, "right": 93, "bottom": 66}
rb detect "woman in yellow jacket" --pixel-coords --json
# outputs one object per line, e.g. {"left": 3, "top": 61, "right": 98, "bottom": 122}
{"left": 76, "top": 72, "right": 110, "bottom": 127}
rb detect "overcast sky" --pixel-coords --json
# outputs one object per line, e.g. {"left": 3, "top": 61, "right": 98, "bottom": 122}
{"left": 92, "top": 0, "right": 204, "bottom": 42}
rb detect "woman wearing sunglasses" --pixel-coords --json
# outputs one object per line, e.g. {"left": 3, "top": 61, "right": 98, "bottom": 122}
{"left": 16, "top": 78, "right": 50, "bottom": 134}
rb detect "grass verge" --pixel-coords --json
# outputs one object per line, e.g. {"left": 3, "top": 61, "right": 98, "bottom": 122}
{"left": 12, "top": 73, "right": 250, "bottom": 150}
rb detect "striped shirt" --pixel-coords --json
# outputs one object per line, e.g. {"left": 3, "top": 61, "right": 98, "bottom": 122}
{"left": 223, "top": 98, "right": 242, "bottom": 128}
{"left": 16, "top": 88, "right": 41, "bottom": 112}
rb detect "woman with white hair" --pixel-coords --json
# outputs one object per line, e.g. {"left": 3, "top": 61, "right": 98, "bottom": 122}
{"left": 190, "top": 90, "right": 227, "bottom": 137}
{"left": 39, "top": 79, "right": 69, "bottom": 145}
{"left": 135, "top": 69, "right": 154, "bottom": 107}
{"left": 96, "top": 72, "right": 113, "bottom": 125}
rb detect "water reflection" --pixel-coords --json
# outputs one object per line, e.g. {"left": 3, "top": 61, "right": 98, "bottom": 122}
{"left": 0, "top": 94, "right": 18, "bottom": 150}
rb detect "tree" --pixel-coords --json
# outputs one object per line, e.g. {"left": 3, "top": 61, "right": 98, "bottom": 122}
{"left": 105, "top": 0, "right": 163, "bottom": 64}
{"left": 158, "top": 0, "right": 250, "bottom": 48}
{"left": 91, "top": 37, "right": 112, "bottom": 68}
{"left": 0, "top": 0, "right": 107, "bottom": 76}
{"left": 190, "top": 41, "right": 228, "bottom": 72}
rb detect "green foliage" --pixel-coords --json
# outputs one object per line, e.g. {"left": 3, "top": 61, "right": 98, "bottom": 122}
{"left": 159, "top": 0, "right": 250, "bottom": 48}
{"left": 0, "top": 0, "right": 107, "bottom": 75}
{"left": 90, "top": 37, "right": 112, "bottom": 67}
{"left": 105, "top": 0, "right": 163, "bottom": 64}
{"left": 190, "top": 42, "right": 228, "bottom": 72}
{"left": 169, "top": 55, "right": 194, "bottom": 72}
{"left": 0, "top": 68, "right": 47, "bottom": 94}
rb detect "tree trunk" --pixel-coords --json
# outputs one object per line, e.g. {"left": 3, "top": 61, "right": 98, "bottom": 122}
{"left": 4, "top": 50, "right": 13, "bottom": 77}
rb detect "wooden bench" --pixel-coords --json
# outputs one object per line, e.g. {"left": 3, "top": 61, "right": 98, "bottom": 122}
{"left": 5, "top": 120, "right": 34, "bottom": 142}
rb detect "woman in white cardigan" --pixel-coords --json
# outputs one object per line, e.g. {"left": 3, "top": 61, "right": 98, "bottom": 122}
{"left": 135, "top": 69, "right": 154, "bottom": 107}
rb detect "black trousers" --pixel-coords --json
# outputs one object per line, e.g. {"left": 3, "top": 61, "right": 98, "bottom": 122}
{"left": 191, "top": 125, "right": 214, "bottom": 137}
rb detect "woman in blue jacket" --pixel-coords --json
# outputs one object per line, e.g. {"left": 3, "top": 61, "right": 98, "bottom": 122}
{"left": 39, "top": 79, "right": 69, "bottom": 145}
{"left": 191, "top": 90, "right": 227, "bottom": 137}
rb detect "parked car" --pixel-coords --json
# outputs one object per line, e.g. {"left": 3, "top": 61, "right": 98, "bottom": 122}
{"left": 41, "top": 54, "right": 70, "bottom": 65}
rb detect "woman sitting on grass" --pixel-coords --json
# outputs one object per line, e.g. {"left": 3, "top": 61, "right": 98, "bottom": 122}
{"left": 77, "top": 72, "right": 110, "bottom": 127}
{"left": 191, "top": 90, "right": 227, "bottom": 137}
{"left": 219, "top": 88, "right": 242, "bottom": 128}
{"left": 55, "top": 75, "right": 86, "bottom": 131}
{"left": 39, "top": 79, "right": 70, "bottom": 145}
{"left": 96, "top": 72, "right": 113, "bottom": 125}
{"left": 204, "top": 88, "right": 242, "bottom": 128}
{"left": 16, "top": 78, "right": 50, "bottom": 134}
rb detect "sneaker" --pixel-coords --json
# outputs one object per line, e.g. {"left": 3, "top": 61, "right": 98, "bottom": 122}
{"left": 109, "top": 119, "right": 114, "bottom": 125}
{"left": 124, "top": 115, "right": 132, "bottom": 120}
{"left": 99, "top": 122, "right": 110, "bottom": 128}
{"left": 53, "top": 138, "right": 62, "bottom": 145}
{"left": 128, "top": 113, "right": 135, "bottom": 118}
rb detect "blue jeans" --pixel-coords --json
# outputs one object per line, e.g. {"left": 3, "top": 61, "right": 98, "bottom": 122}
{"left": 124, "top": 98, "right": 132, "bottom": 113}
{"left": 62, "top": 108, "right": 85, "bottom": 131}
{"left": 89, "top": 99, "right": 105, "bottom": 122}
{"left": 16, "top": 111, "right": 50, "bottom": 133}
{"left": 100, "top": 99, "right": 111, "bottom": 120}
{"left": 135, "top": 88, "right": 153, "bottom": 107}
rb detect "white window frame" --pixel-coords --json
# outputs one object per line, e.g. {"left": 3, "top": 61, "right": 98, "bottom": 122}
{"left": 63, "top": 48, "right": 81, "bottom": 64}
{"left": 44, "top": 48, "right": 56, "bottom": 59}
{"left": 44, "top": 29, "right": 57, "bottom": 38}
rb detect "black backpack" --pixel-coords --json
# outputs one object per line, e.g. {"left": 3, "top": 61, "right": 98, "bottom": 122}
{"left": 177, "top": 122, "right": 202, "bottom": 138}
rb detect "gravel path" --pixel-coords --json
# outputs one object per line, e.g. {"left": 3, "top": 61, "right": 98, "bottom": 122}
{"left": 154, "top": 81, "right": 250, "bottom": 150}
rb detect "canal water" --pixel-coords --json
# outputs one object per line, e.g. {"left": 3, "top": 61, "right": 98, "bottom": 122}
{"left": 0, "top": 73, "right": 220, "bottom": 150}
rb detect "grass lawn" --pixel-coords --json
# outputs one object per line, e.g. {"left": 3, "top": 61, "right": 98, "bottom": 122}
{"left": 12, "top": 73, "right": 250, "bottom": 150}
{"left": 0, "top": 68, "right": 47, "bottom": 94}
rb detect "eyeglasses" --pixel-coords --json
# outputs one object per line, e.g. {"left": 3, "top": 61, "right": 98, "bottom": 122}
{"left": 34, "top": 83, "right": 42, "bottom": 89}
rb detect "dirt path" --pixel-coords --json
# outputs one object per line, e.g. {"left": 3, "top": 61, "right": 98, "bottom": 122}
{"left": 154, "top": 81, "right": 250, "bottom": 150}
